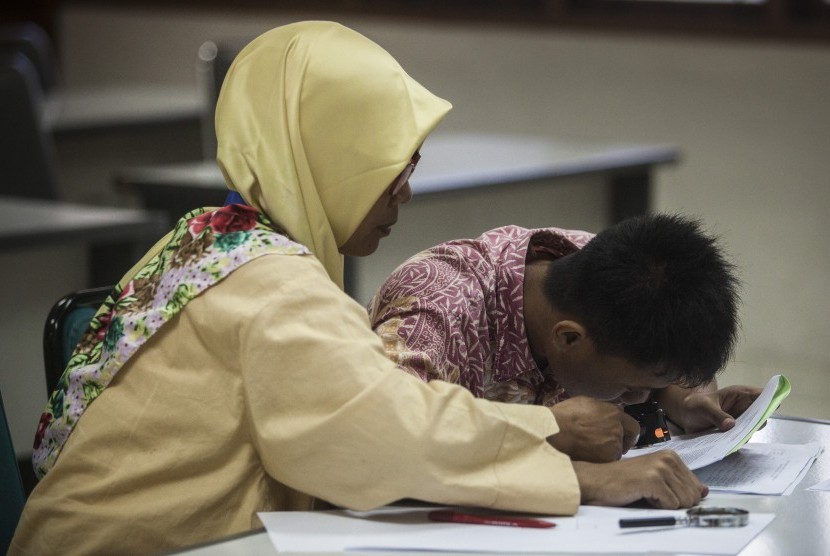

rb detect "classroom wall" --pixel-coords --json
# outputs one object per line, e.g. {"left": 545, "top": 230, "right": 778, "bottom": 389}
{"left": 44, "top": 5, "right": 830, "bottom": 420}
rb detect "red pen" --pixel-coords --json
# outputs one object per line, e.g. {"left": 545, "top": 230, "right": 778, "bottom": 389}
{"left": 427, "top": 510, "right": 556, "bottom": 529}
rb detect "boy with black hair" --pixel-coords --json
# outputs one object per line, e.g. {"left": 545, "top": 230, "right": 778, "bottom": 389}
{"left": 370, "top": 214, "right": 761, "bottom": 463}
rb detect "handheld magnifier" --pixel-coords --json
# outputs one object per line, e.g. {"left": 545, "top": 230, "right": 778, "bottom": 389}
{"left": 619, "top": 507, "right": 749, "bottom": 529}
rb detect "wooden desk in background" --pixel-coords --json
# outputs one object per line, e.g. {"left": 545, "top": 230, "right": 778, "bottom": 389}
{"left": 0, "top": 195, "right": 167, "bottom": 284}
{"left": 115, "top": 132, "right": 679, "bottom": 303}
{"left": 42, "top": 84, "right": 205, "bottom": 207}
{"left": 42, "top": 84, "right": 204, "bottom": 135}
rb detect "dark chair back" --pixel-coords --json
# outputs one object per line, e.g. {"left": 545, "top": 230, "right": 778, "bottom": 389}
{"left": 0, "top": 48, "right": 60, "bottom": 200}
{"left": 0, "top": 22, "right": 59, "bottom": 93}
{"left": 43, "top": 286, "right": 114, "bottom": 395}
{"left": 1, "top": 389, "right": 25, "bottom": 555}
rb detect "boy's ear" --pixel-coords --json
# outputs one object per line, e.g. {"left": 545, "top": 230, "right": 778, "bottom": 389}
{"left": 551, "top": 320, "right": 588, "bottom": 350}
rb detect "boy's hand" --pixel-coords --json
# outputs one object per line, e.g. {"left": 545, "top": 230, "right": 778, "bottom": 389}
{"left": 548, "top": 396, "right": 641, "bottom": 462}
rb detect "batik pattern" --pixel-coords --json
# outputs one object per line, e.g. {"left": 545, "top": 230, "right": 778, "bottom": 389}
{"left": 370, "top": 225, "right": 594, "bottom": 406}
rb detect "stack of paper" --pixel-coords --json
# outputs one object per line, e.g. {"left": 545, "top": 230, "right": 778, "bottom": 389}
{"left": 622, "top": 374, "right": 822, "bottom": 495}
{"left": 623, "top": 374, "right": 791, "bottom": 470}
{"left": 695, "top": 441, "right": 822, "bottom": 495}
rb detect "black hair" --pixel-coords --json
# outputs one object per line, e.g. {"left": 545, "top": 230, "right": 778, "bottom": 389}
{"left": 543, "top": 214, "right": 740, "bottom": 387}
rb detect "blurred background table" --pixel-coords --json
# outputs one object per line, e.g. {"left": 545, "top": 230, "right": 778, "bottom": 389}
{"left": 116, "top": 131, "right": 679, "bottom": 303}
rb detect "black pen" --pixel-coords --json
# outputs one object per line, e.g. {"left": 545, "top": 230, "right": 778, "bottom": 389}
{"left": 619, "top": 516, "right": 688, "bottom": 528}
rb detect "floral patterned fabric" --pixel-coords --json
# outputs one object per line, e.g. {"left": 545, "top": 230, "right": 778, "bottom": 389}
{"left": 369, "top": 225, "right": 594, "bottom": 407}
{"left": 32, "top": 204, "right": 309, "bottom": 479}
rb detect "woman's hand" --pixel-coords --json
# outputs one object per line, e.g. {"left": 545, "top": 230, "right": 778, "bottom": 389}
{"left": 573, "top": 451, "right": 708, "bottom": 509}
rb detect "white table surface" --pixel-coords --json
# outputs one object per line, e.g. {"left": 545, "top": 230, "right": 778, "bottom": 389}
{"left": 171, "top": 415, "right": 829, "bottom": 556}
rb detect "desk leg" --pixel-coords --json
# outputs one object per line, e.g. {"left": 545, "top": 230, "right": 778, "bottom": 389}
{"left": 609, "top": 169, "right": 651, "bottom": 224}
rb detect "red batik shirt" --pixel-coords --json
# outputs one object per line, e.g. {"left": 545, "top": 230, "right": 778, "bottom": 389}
{"left": 368, "top": 225, "right": 594, "bottom": 407}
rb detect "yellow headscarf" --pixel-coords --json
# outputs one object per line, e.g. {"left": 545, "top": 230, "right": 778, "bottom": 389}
{"left": 214, "top": 21, "right": 452, "bottom": 289}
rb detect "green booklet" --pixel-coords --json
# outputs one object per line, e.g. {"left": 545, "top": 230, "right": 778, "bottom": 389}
{"left": 728, "top": 374, "right": 791, "bottom": 456}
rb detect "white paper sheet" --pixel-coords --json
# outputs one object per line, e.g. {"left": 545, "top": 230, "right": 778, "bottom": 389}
{"left": 258, "top": 505, "right": 774, "bottom": 554}
{"left": 694, "top": 441, "right": 822, "bottom": 495}
{"left": 623, "top": 375, "right": 791, "bottom": 470}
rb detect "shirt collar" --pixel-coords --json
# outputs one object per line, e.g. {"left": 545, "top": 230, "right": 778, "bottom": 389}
{"left": 489, "top": 226, "right": 591, "bottom": 382}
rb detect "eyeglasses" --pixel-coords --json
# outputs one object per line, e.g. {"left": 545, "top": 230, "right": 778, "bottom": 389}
{"left": 390, "top": 150, "right": 421, "bottom": 197}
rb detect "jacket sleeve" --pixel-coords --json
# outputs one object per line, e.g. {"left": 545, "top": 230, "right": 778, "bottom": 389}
{"left": 231, "top": 254, "right": 580, "bottom": 515}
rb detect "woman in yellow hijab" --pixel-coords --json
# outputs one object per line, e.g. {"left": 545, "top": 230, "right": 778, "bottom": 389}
{"left": 11, "top": 22, "right": 583, "bottom": 555}
{"left": 215, "top": 20, "right": 450, "bottom": 286}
